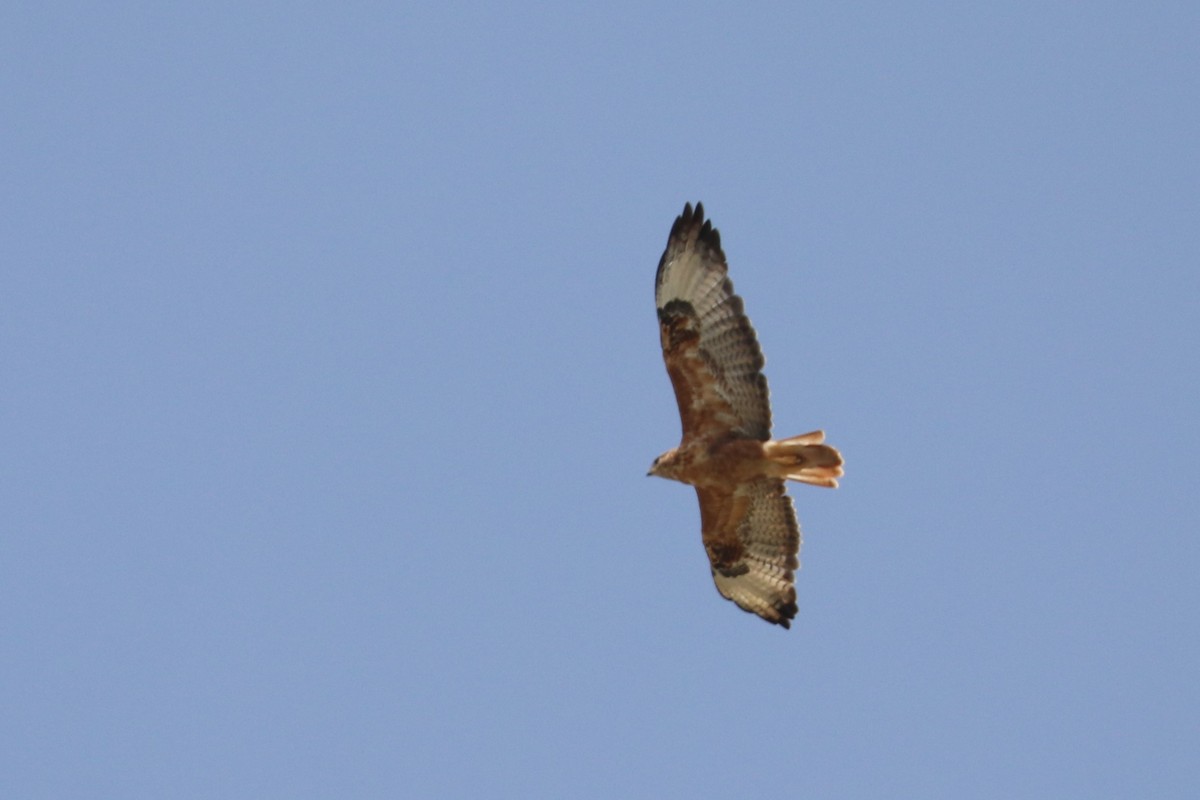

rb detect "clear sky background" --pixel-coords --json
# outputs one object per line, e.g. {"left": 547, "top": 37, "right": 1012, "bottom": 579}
{"left": 4, "top": 3, "right": 1198, "bottom": 798}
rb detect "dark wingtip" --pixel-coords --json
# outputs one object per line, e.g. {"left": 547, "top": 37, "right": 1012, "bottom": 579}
{"left": 770, "top": 605, "right": 797, "bottom": 629}
{"left": 770, "top": 590, "right": 798, "bottom": 629}
{"left": 669, "top": 201, "right": 720, "bottom": 250}
{"left": 670, "top": 201, "right": 699, "bottom": 240}
{"left": 656, "top": 201, "right": 727, "bottom": 296}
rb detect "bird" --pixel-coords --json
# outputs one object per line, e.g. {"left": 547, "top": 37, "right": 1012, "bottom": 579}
{"left": 648, "top": 202, "right": 843, "bottom": 628}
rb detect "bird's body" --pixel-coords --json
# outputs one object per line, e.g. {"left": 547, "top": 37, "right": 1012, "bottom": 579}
{"left": 649, "top": 202, "right": 843, "bottom": 628}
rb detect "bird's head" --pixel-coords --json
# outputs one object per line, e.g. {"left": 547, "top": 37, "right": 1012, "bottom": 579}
{"left": 647, "top": 448, "right": 679, "bottom": 479}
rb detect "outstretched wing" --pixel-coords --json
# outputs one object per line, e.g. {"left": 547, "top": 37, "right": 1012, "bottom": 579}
{"left": 696, "top": 478, "right": 801, "bottom": 628}
{"left": 655, "top": 202, "right": 772, "bottom": 442}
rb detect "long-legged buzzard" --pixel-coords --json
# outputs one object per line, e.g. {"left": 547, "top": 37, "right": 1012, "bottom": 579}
{"left": 649, "top": 202, "right": 844, "bottom": 628}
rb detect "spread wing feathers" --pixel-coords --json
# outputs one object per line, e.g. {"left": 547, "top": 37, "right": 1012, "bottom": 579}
{"left": 697, "top": 478, "right": 801, "bottom": 628}
{"left": 655, "top": 202, "right": 772, "bottom": 441}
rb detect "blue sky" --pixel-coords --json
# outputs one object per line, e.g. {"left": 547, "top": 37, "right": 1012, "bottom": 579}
{"left": 3, "top": 2, "right": 1198, "bottom": 797}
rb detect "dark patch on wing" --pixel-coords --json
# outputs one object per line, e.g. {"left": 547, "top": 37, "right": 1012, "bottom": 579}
{"left": 657, "top": 300, "right": 699, "bottom": 350}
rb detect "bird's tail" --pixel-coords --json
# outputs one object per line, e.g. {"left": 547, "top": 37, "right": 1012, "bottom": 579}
{"left": 763, "top": 431, "right": 844, "bottom": 488}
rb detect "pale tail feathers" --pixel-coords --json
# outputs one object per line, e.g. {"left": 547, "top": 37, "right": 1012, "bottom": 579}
{"left": 763, "top": 431, "right": 844, "bottom": 488}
